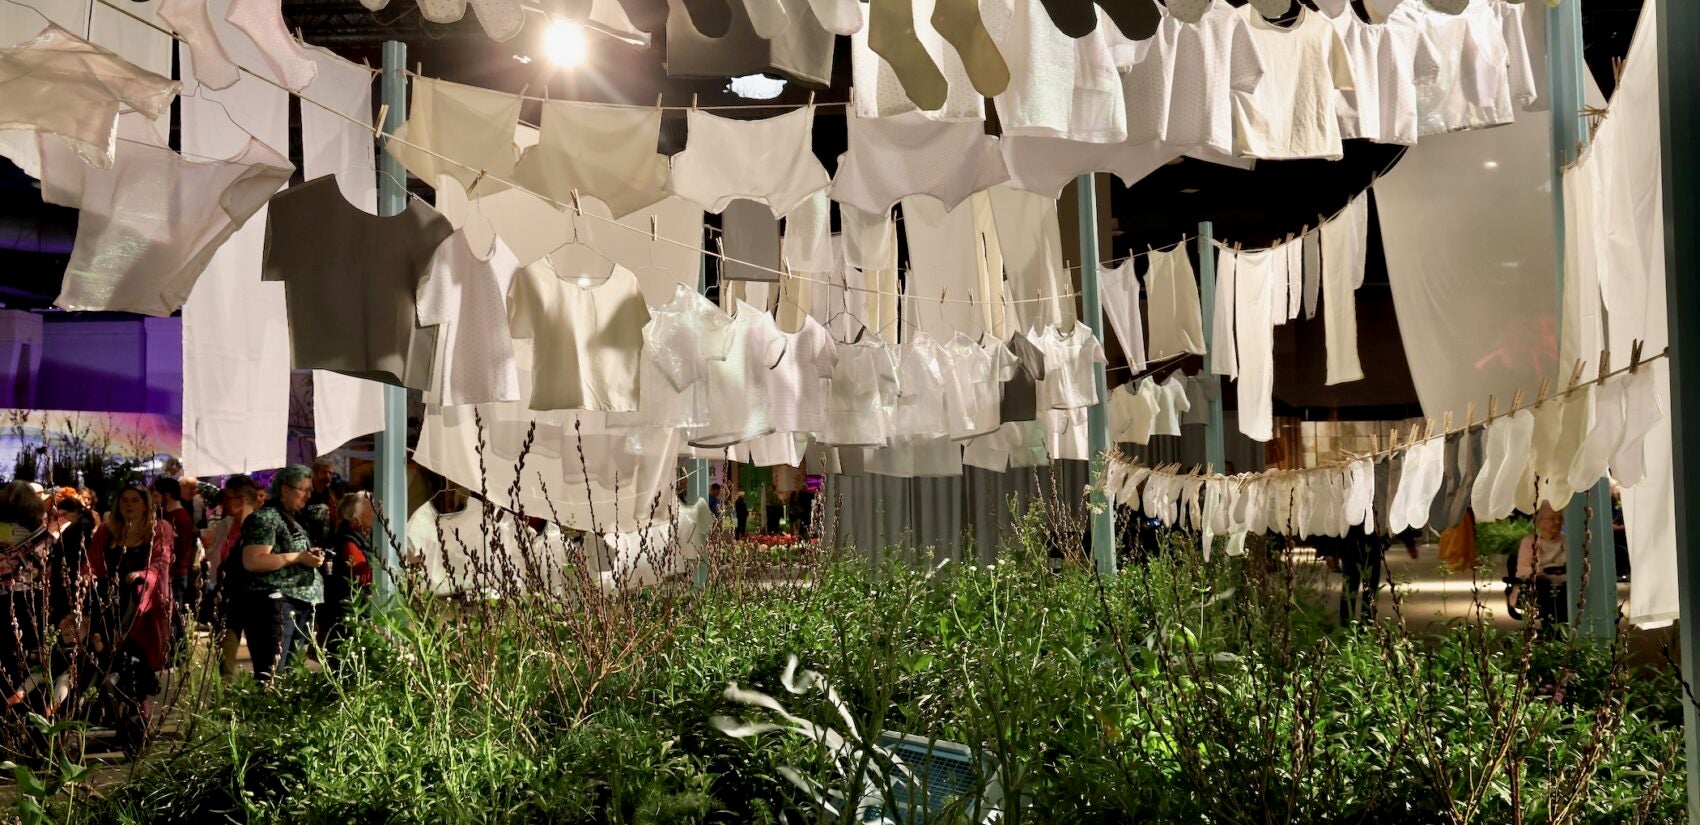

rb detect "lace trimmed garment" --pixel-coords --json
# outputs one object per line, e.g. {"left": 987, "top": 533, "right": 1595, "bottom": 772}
{"left": 0, "top": 24, "right": 179, "bottom": 169}
{"left": 43, "top": 119, "right": 292, "bottom": 316}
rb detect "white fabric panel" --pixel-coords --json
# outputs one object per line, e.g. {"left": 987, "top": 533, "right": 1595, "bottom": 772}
{"left": 1564, "top": 1, "right": 1674, "bottom": 628}
{"left": 901, "top": 195, "right": 989, "bottom": 340}
{"left": 1376, "top": 74, "right": 1556, "bottom": 422}
{"left": 300, "top": 46, "right": 386, "bottom": 456}
{"left": 989, "top": 186, "right": 1073, "bottom": 331}
{"left": 179, "top": 0, "right": 291, "bottom": 475}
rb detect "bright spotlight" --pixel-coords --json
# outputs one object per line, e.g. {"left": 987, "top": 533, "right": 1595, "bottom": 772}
{"left": 544, "top": 18, "right": 588, "bottom": 67}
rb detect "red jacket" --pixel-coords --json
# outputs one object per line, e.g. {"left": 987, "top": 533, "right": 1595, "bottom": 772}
{"left": 84, "top": 521, "right": 173, "bottom": 671}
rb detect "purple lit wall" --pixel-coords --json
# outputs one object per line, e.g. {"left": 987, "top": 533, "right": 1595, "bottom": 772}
{"left": 35, "top": 315, "right": 181, "bottom": 415}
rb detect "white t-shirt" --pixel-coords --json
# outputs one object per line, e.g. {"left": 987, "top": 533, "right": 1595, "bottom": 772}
{"left": 1152, "top": 373, "right": 1193, "bottom": 436}
{"left": 1032, "top": 322, "right": 1108, "bottom": 410}
{"left": 1397, "top": 0, "right": 1537, "bottom": 137}
{"left": 1108, "top": 381, "right": 1159, "bottom": 445}
{"left": 766, "top": 316, "right": 838, "bottom": 435}
{"left": 890, "top": 332, "right": 952, "bottom": 439}
{"left": 824, "top": 340, "right": 900, "bottom": 447}
{"left": 987, "top": 0, "right": 1130, "bottom": 143}
{"left": 507, "top": 263, "right": 650, "bottom": 412}
{"left": 941, "top": 334, "right": 1018, "bottom": 441}
{"left": 689, "top": 300, "right": 788, "bottom": 447}
{"left": 416, "top": 231, "right": 522, "bottom": 406}
{"left": 1330, "top": 8, "right": 1442, "bottom": 145}
{"left": 1124, "top": 0, "right": 1265, "bottom": 156}
{"left": 606, "top": 284, "right": 735, "bottom": 431}
{"left": 1232, "top": 4, "right": 1356, "bottom": 161}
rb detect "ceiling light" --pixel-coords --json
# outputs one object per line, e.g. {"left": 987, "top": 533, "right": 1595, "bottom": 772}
{"left": 1482, "top": 160, "right": 1500, "bottom": 170}
{"left": 728, "top": 74, "right": 786, "bottom": 100}
{"left": 1179, "top": 187, "right": 1200, "bottom": 194}
{"left": 543, "top": 18, "right": 588, "bottom": 67}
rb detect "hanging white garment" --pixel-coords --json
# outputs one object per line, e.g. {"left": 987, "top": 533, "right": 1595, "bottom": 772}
{"left": 998, "top": 135, "right": 1158, "bottom": 197}
{"left": 161, "top": 0, "right": 238, "bottom": 90}
{"left": 416, "top": 232, "right": 523, "bottom": 405}
{"left": 1568, "top": 375, "right": 1625, "bottom": 494}
{"left": 668, "top": 108, "right": 831, "bottom": 217}
{"left": 989, "top": 186, "right": 1074, "bottom": 331}
{"left": 1611, "top": 366, "right": 1665, "bottom": 489}
{"left": 600, "top": 499, "right": 715, "bottom": 593}
{"left": 180, "top": 37, "right": 291, "bottom": 476}
{"left": 1126, "top": 0, "right": 1265, "bottom": 157}
{"left": 825, "top": 340, "right": 899, "bottom": 446}
{"left": 849, "top": 0, "right": 983, "bottom": 120}
{"left": 942, "top": 334, "right": 1015, "bottom": 440}
{"left": 1301, "top": 228, "right": 1322, "bottom": 319}
{"left": 766, "top": 316, "right": 838, "bottom": 435}
{"left": 891, "top": 332, "right": 953, "bottom": 438}
{"left": 1280, "top": 239, "right": 1303, "bottom": 322}
{"left": 1337, "top": 6, "right": 1443, "bottom": 145}
{"left": 1032, "top": 322, "right": 1108, "bottom": 410}
{"left": 1393, "top": 0, "right": 1537, "bottom": 136}
{"left": 1107, "top": 381, "right": 1158, "bottom": 445}
{"left": 0, "top": 24, "right": 178, "bottom": 169}
{"left": 900, "top": 195, "right": 995, "bottom": 340}
{"left": 1099, "top": 259, "right": 1147, "bottom": 371}
{"left": 607, "top": 285, "right": 734, "bottom": 432}
{"left": 43, "top": 117, "right": 292, "bottom": 316}
{"left": 1321, "top": 192, "right": 1367, "bottom": 385}
{"left": 1530, "top": 387, "right": 1591, "bottom": 509}
{"left": 1045, "top": 407, "right": 1089, "bottom": 461}
{"left": 1145, "top": 246, "right": 1207, "bottom": 359}
{"left": 389, "top": 77, "right": 522, "bottom": 196}
{"left": 1474, "top": 410, "right": 1535, "bottom": 521}
{"left": 1209, "top": 245, "right": 1238, "bottom": 378}
{"left": 783, "top": 190, "right": 835, "bottom": 274}
{"left": 1151, "top": 373, "right": 1191, "bottom": 437}
{"left": 688, "top": 300, "right": 788, "bottom": 446}
{"left": 562, "top": 196, "right": 707, "bottom": 307}
{"left": 1232, "top": 248, "right": 1276, "bottom": 442}
{"left": 415, "top": 0, "right": 525, "bottom": 41}
{"left": 225, "top": 0, "right": 316, "bottom": 90}
{"left": 1233, "top": 5, "right": 1356, "bottom": 161}
{"left": 963, "top": 420, "right": 1048, "bottom": 470}
{"left": 829, "top": 111, "right": 1008, "bottom": 214}
{"left": 988, "top": 0, "right": 1129, "bottom": 143}
{"left": 301, "top": 45, "right": 385, "bottom": 457}
{"left": 508, "top": 263, "right": 651, "bottom": 412}
{"left": 1397, "top": 437, "right": 1445, "bottom": 532}
{"left": 514, "top": 101, "right": 669, "bottom": 219}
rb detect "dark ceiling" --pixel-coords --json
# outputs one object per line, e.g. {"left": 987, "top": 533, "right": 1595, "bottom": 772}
{"left": 0, "top": 0, "right": 1650, "bottom": 417}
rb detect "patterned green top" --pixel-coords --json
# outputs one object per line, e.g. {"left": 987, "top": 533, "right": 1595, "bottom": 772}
{"left": 239, "top": 506, "right": 323, "bottom": 605}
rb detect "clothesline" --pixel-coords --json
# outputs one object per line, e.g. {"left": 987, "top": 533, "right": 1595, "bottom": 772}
{"left": 400, "top": 67, "right": 853, "bottom": 112}
{"left": 1109, "top": 344, "right": 1671, "bottom": 486}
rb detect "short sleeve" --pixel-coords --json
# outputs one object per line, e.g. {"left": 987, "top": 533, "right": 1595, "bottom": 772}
{"left": 757, "top": 318, "right": 787, "bottom": 368}
{"left": 811, "top": 326, "right": 838, "bottom": 378}
{"left": 506, "top": 263, "right": 539, "bottom": 339}
{"left": 989, "top": 342, "right": 1018, "bottom": 383}
{"left": 238, "top": 509, "right": 278, "bottom": 549}
{"left": 1229, "top": 17, "right": 1266, "bottom": 94}
{"left": 1171, "top": 381, "right": 1192, "bottom": 414}
{"left": 1090, "top": 338, "right": 1108, "bottom": 367}
{"left": 1498, "top": 2, "right": 1538, "bottom": 109}
{"left": 647, "top": 315, "right": 699, "bottom": 392}
{"left": 1327, "top": 29, "right": 1356, "bottom": 92}
{"left": 696, "top": 303, "right": 736, "bottom": 361}
{"left": 416, "top": 245, "right": 453, "bottom": 327}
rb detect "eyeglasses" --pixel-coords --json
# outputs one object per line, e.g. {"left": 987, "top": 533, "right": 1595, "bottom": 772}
{"left": 290, "top": 485, "right": 313, "bottom": 495}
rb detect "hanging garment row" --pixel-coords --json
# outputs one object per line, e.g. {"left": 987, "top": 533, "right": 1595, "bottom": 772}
{"left": 1105, "top": 356, "right": 1667, "bottom": 556}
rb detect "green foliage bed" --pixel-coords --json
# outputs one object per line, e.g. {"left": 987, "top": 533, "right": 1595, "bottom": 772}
{"left": 63, "top": 534, "right": 1685, "bottom": 824}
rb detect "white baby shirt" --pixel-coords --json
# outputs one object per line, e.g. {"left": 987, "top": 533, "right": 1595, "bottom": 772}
{"left": 1033, "top": 322, "right": 1108, "bottom": 410}
{"left": 667, "top": 108, "right": 831, "bottom": 217}
{"left": 825, "top": 340, "right": 900, "bottom": 446}
{"left": 689, "top": 300, "right": 788, "bottom": 447}
{"left": 1108, "top": 381, "right": 1159, "bottom": 445}
{"left": 416, "top": 231, "right": 523, "bottom": 405}
{"left": 890, "top": 332, "right": 952, "bottom": 439}
{"left": 988, "top": 0, "right": 1130, "bottom": 143}
{"left": 941, "top": 333, "right": 1017, "bottom": 441}
{"left": 1099, "top": 259, "right": 1148, "bottom": 371}
{"left": 605, "top": 284, "right": 735, "bottom": 431}
{"left": 766, "top": 316, "right": 838, "bottom": 435}
{"left": 829, "top": 111, "right": 1009, "bottom": 214}
{"left": 1233, "top": 5, "right": 1356, "bottom": 160}
{"left": 0, "top": 24, "right": 179, "bottom": 169}
{"left": 507, "top": 263, "right": 651, "bottom": 412}
{"left": 1126, "top": 0, "right": 1265, "bottom": 156}
{"left": 1331, "top": 7, "right": 1441, "bottom": 145}
{"left": 1151, "top": 373, "right": 1193, "bottom": 437}
{"left": 43, "top": 119, "right": 293, "bottom": 316}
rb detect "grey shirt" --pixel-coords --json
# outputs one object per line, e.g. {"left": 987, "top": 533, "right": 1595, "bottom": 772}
{"left": 1000, "top": 331, "right": 1047, "bottom": 423}
{"left": 263, "top": 176, "right": 453, "bottom": 390}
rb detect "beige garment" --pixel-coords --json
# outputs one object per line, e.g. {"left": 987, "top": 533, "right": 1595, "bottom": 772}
{"left": 507, "top": 262, "right": 650, "bottom": 412}
{"left": 514, "top": 101, "right": 668, "bottom": 219}
{"left": 388, "top": 77, "right": 522, "bottom": 197}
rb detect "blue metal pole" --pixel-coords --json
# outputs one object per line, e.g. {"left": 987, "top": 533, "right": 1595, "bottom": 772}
{"left": 1077, "top": 174, "right": 1114, "bottom": 575}
{"left": 374, "top": 40, "right": 409, "bottom": 608}
{"left": 1546, "top": 1, "right": 1616, "bottom": 640}
{"left": 688, "top": 251, "right": 710, "bottom": 507}
{"left": 1654, "top": 0, "right": 1700, "bottom": 813}
{"left": 1197, "top": 221, "right": 1225, "bottom": 475}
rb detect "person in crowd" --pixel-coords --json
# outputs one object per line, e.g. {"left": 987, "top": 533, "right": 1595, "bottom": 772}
{"left": 178, "top": 476, "right": 208, "bottom": 529}
{"left": 733, "top": 491, "right": 749, "bottom": 539}
{"left": 206, "top": 475, "right": 263, "bottom": 678}
{"left": 1514, "top": 505, "right": 1569, "bottom": 630}
{"left": 151, "top": 478, "right": 197, "bottom": 655}
{"left": 161, "top": 458, "right": 183, "bottom": 480}
{"left": 45, "top": 492, "right": 94, "bottom": 625}
{"left": 1321, "top": 525, "right": 1401, "bottom": 627}
{"left": 307, "top": 458, "right": 338, "bottom": 509}
{"left": 0, "top": 481, "right": 47, "bottom": 707}
{"left": 325, "top": 479, "right": 351, "bottom": 532}
{"left": 239, "top": 465, "right": 325, "bottom": 685}
{"left": 83, "top": 485, "right": 172, "bottom": 743}
{"left": 707, "top": 483, "right": 723, "bottom": 518}
{"left": 319, "top": 491, "right": 373, "bottom": 660}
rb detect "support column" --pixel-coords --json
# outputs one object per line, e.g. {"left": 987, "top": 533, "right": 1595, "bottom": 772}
{"left": 1076, "top": 174, "right": 1114, "bottom": 575}
{"left": 373, "top": 41, "right": 408, "bottom": 607}
{"left": 1197, "top": 222, "right": 1225, "bottom": 474}
{"left": 688, "top": 251, "right": 710, "bottom": 506}
{"left": 1546, "top": 1, "right": 1616, "bottom": 639}
{"left": 1655, "top": 0, "right": 1700, "bottom": 814}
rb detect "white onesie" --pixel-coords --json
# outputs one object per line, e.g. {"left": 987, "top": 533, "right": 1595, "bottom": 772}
{"left": 668, "top": 108, "right": 832, "bottom": 217}
{"left": 828, "top": 111, "right": 1010, "bottom": 214}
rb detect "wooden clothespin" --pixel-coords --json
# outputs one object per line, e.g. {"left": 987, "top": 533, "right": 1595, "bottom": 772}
{"left": 569, "top": 188, "right": 584, "bottom": 217}
{"left": 691, "top": 94, "right": 698, "bottom": 111}
{"left": 1465, "top": 401, "right": 1478, "bottom": 430}
{"left": 416, "top": 62, "right": 423, "bottom": 77}
{"left": 1423, "top": 419, "right": 1435, "bottom": 441}
{"left": 467, "top": 169, "right": 488, "bottom": 197}
{"left": 1443, "top": 410, "right": 1454, "bottom": 435}
{"left": 1534, "top": 378, "right": 1551, "bottom": 407}
{"left": 295, "top": 27, "right": 305, "bottom": 43}
{"left": 1598, "top": 348, "right": 1612, "bottom": 383}
{"left": 1487, "top": 395, "right": 1499, "bottom": 421}
{"left": 1568, "top": 358, "right": 1587, "bottom": 391}
{"left": 656, "top": 93, "right": 663, "bottom": 110}
{"left": 1510, "top": 387, "right": 1525, "bottom": 411}
{"left": 1630, "top": 339, "right": 1645, "bottom": 373}
{"left": 650, "top": 216, "right": 660, "bottom": 243}
{"left": 805, "top": 91, "right": 815, "bottom": 108}
{"left": 372, "top": 104, "right": 389, "bottom": 139}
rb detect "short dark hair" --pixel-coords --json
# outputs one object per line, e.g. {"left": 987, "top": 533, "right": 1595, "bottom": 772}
{"left": 149, "top": 476, "right": 183, "bottom": 503}
{"left": 222, "top": 474, "right": 264, "bottom": 505}
{"left": 709, "top": 483, "right": 722, "bottom": 491}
